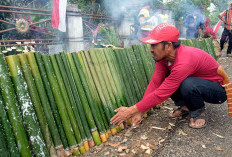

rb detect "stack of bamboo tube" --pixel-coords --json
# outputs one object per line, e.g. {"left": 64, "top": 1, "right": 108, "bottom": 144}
{"left": 0, "top": 45, "right": 155, "bottom": 156}
{"left": 0, "top": 38, "right": 217, "bottom": 156}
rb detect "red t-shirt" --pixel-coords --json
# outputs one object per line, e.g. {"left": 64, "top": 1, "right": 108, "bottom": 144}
{"left": 136, "top": 45, "right": 223, "bottom": 112}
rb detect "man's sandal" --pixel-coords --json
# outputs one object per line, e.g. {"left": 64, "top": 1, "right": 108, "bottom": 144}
{"left": 169, "top": 107, "right": 189, "bottom": 118}
{"left": 189, "top": 114, "right": 207, "bottom": 129}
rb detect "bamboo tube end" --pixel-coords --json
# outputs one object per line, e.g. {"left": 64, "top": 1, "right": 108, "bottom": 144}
{"left": 92, "top": 130, "right": 102, "bottom": 146}
{"left": 119, "top": 123, "right": 125, "bottom": 130}
{"left": 70, "top": 146, "right": 79, "bottom": 156}
{"left": 127, "top": 118, "right": 132, "bottom": 126}
{"left": 49, "top": 146, "right": 58, "bottom": 157}
{"left": 88, "top": 139, "right": 95, "bottom": 148}
{"left": 64, "top": 149, "right": 72, "bottom": 157}
{"left": 143, "top": 113, "right": 148, "bottom": 118}
{"left": 100, "top": 133, "right": 107, "bottom": 143}
{"left": 116, "top": 126, "right": 121, "bottom": 133}
{"left": 105, "top": 131, "right": 109, "bottom": 139}
{"left": 111, "top": 127, "right": 117, "bottom": 135}
{"left": 56, "top": 145, "right": 65, "bottom": 157}
{"left": 107, "top": 130, "right": 112, "bottom": 137}
{"left": 84, "top": 140, "right": 90, "bottom": 151}
{"left": 79, "top": 145, "right": 86, "bottom": 154}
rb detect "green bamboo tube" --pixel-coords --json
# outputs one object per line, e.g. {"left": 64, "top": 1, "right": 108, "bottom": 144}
{"left": 0, "top": 53, "right": 32, "bottom": 157}
{"left": 114, "top": 49, "right": 138, "bottom": 104}
{"left": 126, "top": 47, "right": 146, "bottom": 95}
{"left": 205, "top": 38, "right": 217, "bottom": 60}
{"left": 34, "top": 52, "right": 69, "bottom": 150}
{"left": 120, "top": 48, "right": 142, "bottom": 104}
{"left": 71, "top": 51, "right": 107, "bottom": 136}
{"left": 41, "top": 54, "right": 77, "bottom": 148}
{"left": 5, "top": 55, "right": 49, "bottom": 157}
{"left": 50, "top": 55, "right": 85, "bottom": 153}
{"left": 58, "top": 53, "right": 87, "bottom": 139}
{"left": 96, "top": 49, "right": 122, "bottom": 108}
{"left": 70, "top": 53, "right": 109, "bottom": 130}
{"left": 136, "top": 45, "right": 154, "bottom": 82}
{"left": 131, "top": 45, "right": 150, "bottom": 89}
{"left": 83, "top": 50, "right": 118, "bottom": 134}
{"left": 75, "top": 51, "right": 110, "bottom": 128}
{"left": 93, "top": 49, "right": 123, "bottom": 132}
{"left": 0, "top": 119, "right": 10, "bottom": 157}
{"left": 73, "top": 51, "right": 108, "bottom": 142}
{"left": 60, "top": 52, "right": 92, "bottom": 151}
{"left": 89, "top": 49, "right": 118, "bottom": 110}
{"left": 124, "top": 48, "right": 143, "bottom": 100}
{"left": 74, "top": 52, "right": 112, "bottom": 137}
{"left": 61, "top": 53, "right": 93, "bottom": 140}
{"left": 54, "top": 53, "right": 85, "bottom": 154}
{"left": 25, "top": 52, "right": 62, "bottom": 149}
{"left": 191, "top": 39, "right": 201, "bottom": 49}
{"left": 17, "top": 53, "right": 57, "bottom": 157}
{"left": 103, "top": 48, "right": 128, "bottom": 107}
{"left": 0, "top": 91, "right": 19, "bottom": 157}
{"left": 64, "top": 54, "right": 98, "bottom": 149}
{"left": 111, "top": 49, "right": 134, "bottom": 106}
{"left": 106, "top": 48, "right": 133, "bottom": 106}
{"left": 142, "top": 44, "right": 156, "bottom": 79}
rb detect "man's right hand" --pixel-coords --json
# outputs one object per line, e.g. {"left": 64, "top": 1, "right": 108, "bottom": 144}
{"left": 131, "top": 112, "right": 143, "bottom": 127}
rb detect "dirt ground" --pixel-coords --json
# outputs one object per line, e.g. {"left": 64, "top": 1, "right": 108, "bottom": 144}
{"left": 81, "top": 42, "right": 232, "bottom": 157}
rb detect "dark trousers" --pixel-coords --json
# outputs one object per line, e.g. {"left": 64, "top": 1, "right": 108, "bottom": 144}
{"left": 220, "top": 28, "right": 232, "bottom": 54}
{"left": 171, "top": 77, "right": 227, "bottom": 113}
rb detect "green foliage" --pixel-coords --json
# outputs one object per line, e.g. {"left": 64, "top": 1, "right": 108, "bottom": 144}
{"left": 99, "top": 25, "right": 121, "bottom": 47}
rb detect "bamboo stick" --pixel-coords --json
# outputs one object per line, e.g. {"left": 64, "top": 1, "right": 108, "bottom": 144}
{"left": 0, "top": 53, "right": 32, "bottom": 157}
{"left": 6, "top": 55, "right": 49, "bottom": 157}
{"left": 17, "top": 53, "right": 57, "bottom": 157}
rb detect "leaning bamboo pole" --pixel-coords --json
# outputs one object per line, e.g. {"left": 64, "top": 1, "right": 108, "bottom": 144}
{"left": 0, "top": 53, "right": 32, "bottom": 157}
{"left": 62, "top": 52, "right": 96, "bottom": 150}
{"left": 103, "top": 48, "right": 128, "bottom": 107}
{"left": 41, "top": 54, "right": 78, "bottom": 155}
{"left": 25, "top": 52, "right": 64, "bottom": 155}
{"left": 84, "top": 50, "right": 118, "bottom": 135}
{"left": 71, "top": 51, "right": 108, "bottom": 141}
{"left": 50, "top": 54, "right": 85, "bottom": 154}
{"left": 6, "top": 55, "right": 49, "bottom": 157}
{"left": 73, "top": 52, "right": 112, "bottom": 138}
{"left": 34, "top": 52, "right": 69, "bottom": 150}
{"left": 0, "top": 118, "right": 10, "bottom": 157}
{"left": 0, "top": 90, "right": 19, "bottom": 157}
{"left": 17, "top": 53, "right": 57, "bottom": 157}
{"left": 94, "top": 49, "right": 124, "bottom": 130}
{"left": 54, "top": 53, "right": 86, "bottom": 154}
{"left": 113, "top": 49, "right": 137, "bottom": 105}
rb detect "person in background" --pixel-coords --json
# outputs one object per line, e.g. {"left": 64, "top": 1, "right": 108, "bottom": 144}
{"left": 184, "top": 10, "right": 205, "bottom": 39}
{"left": 110, "top": 23, "right": 227, "bottom": 129}
{"left": 138, "top": 4, "right": 158, "bottom": 38}
{"left": 218, "top": 2, "right": 232, "bottom": 57}
{"left": 158, "top": 7, "right": 169, "bottom": 24}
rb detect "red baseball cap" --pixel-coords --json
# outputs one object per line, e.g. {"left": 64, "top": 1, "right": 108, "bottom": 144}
{"left": 140, "top": 23, "right": 179, "bottom": 44}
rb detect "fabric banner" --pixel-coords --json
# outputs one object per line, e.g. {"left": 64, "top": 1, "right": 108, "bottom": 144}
{"left": 51, "top": 0, "right": 67, "bottom": 32}
{"left": 213, "top": 20, "right": 222, "bottom": 36}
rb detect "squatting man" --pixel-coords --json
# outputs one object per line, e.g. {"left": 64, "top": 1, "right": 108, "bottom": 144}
{"left": 110, "top": 23, "right": 227, "bottom": 129}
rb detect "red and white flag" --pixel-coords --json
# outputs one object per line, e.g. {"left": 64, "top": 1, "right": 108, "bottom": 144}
{"left": 51, "top": 0, "right": 67, "bottom": 32}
